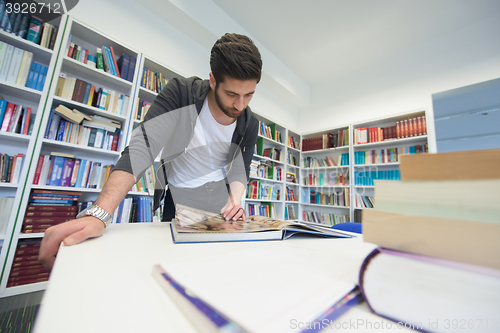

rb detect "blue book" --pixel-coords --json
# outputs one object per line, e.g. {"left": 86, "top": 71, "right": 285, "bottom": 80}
{"left": 28, "top": 199, "right": 75, "bottom": 204}
{"left": 26, "top": 62, "right": 36, "bottom": 88}
{"left": 10, "top": 12, "right": 21, "bottom": 34}
{"left": 56, "top": 120, "right": 67, "bottom": 141}
{"left": 116, "top": 53, "right": 129, "bottom": 80}
{"left": 16, "top": 13, "right": 29, "bottom": 38}
{"left": 127, "top": 56, "right": 136, "bottom": 82}
{"left": 48, "top": 156, "right": 66, "bottom": 186}
{"left": 0, "top": 10, "right": 11, "bottom": 32}
{"left": 36, "top": 64, "right": 48, "bottom": 91}
{"left": 75, "top": 159, "right": 86, "bottom": 188}
{"left": 0, "top": 99, "right": 8, "bottom": 126}
{"left": 46, "top": 112, "right": 60, "bottom": 140}
{"left": 82, "top": 83, "right": 91, "bottom": 104}
{"left": 29, "top": 63, "right": 41, "bottom": 89}
{"left": 103, "top": 46, "right": 116, "bottom": 76}
{"left": 95, "top": 87, "right": 102, "bottom": 108}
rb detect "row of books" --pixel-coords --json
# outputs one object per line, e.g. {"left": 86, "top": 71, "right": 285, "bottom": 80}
{"left": 249, "top": 160, "right": 283, "bottom": 181}
{"left": 0, "top": 41, "right": 48, "bottom": 90}
{"left": 302, "top": 129, "right": 349, "bottom": 152}
{"left": 33, "top": 153, "right": 114, "bottom": 189}
{"left": 6, "top": 238, "right": 48, "bottom": 287}
{"left": 262, "top": 147, "right": 282, "bottom": 161}
{"left": 360, "top": 149, "right": 500, "bottom": 330}
{"left": 133, "top": 98, "right": 151, "bottom": 121}
{"left": 245, "top": 202, "right": 277, "bottom": 219}
{"left": 285, "top": 187, "right": 296, "bottom": 202}
{"left": 115, "top": 196, "right": 154, "bottom": 223}
{"left": 353, "top": 116, "right": 427, "bottom": 144}
{"left": 258, "top": 121, "right": 282, "bottom": 143}
{"left": 66, "top": 35, "right": 136, "bottom": 83}
{"left": 284, "top": 204, "right": 296, "bottom": 220}
{"left": 0, "top": 152, "right": 24, "bottom": 183}
{"left": 0, "top": 98, "right": 34, "bottom": 134}
{"left": 287, "top": 135, "right": 300, "bottom": 150}
{"left": 286, "top": 151, "right": 298, "bottom": 166}
{"left": 141, "top": 67, "right": 168, "bottom": 93}
{"left": 22, "top": 191, "right": 80, "bottom": 233}
{"left": 55, "top": 74, "right": 130, "bottom": 115}
{"left": 0, "top": 8, "right": 59, "bottom": 50}
{"left": 354, "top": 170, "right": 401, "bottom": 186}
{"left": 0, "top": 196, "right": 14, "bottom": 234}
{"left": 302, "top": 171, "right": 348, "bottom": 186}
{"left": 354, "top": 193, "right": 374, "bottom": 209}
{"left": 246, "top": 180, "right": 281, "bottom": 201}
{"left": 302, "top": 153, "right": 349, "bottom": 168}
{"left": 308, "top": 188, "right": 349, "bottom": 207}
{"left": 44, "top": 110, "right": 121, "bottom": 151}
{"left": 354, "top": 144, "right": 428, "bottom": 165}
{"left": 302, "top": 210, "right": 349, "bottom": 225}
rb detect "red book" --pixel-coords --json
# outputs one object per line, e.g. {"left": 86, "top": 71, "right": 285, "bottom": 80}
{"left": 308, "top": 174, "right": 313, "bottom": 185}
{"left": 15, "top": 247, "right": 40, "bottom": 256}
{"left": 24, "top": 210, "right": 77, "bottom": 218}
{"left": 9, "top": 266, "right": 46, "bottom": 275}
{"left": 26, "top": 205, "right": 78, "bottom": 212}
{"left": 22, "top": 107, "right": 31, "bottom": 135}
{"left": 23, "top": 228, "right": 49, "bottom": 234}
{"left": 417, "top": 117, "right": 422, "bottom": 135}
{"left": 7, "top": 276, "right": 49, "bottom": 287}
{"left": 1, "top": 102, "right": 16, "bottom": 131}
{"left": 111, "top": 133, "right": 119, "bottom": 151}
{"left": 24, "top": 216, "right": 74, "bottom": 224}
{"left": 8, "top": 274, "right": 49, "bottom": 283}
{"left": 83, "top": 49, "right": 89, "bottom": 64}
{"left": 12, "top": 260, "right": 41, "bottom": 268}
{"left": 109, "top": 46, "right": 121, "bottom": 78}
{"left": 422, "top": 116, "right": 427, "bottom": 134}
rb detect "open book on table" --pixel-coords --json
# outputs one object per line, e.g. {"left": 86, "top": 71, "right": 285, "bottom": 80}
{"left": 171, "top": 204, "right": 352, "bottom": 243}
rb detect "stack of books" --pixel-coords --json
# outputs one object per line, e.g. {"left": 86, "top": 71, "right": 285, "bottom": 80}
{"left": 7, "top": 239, "right": 49, "bottom": 287}
{"left": 22, "top": 189, "right": 81, "bottom": 234}
{"left": 361, "top": 149, "right": 500, "bottom": 331}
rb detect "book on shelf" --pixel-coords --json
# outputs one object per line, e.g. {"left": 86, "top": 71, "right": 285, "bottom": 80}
{"left": 7, "top": 239, "right": 50, "bottom": 288}
{"left": 0, "top": 153, "right": 24, "bottom": 183}
{"left": 170, "top": 204, "right": 351, "bottom": 244}
{"left": 54, "top": 104, "right": 91, "bottom": 124}
{"left": 141, "top": 67, "right": 169, "bottom": 93}
{"left": 303, "top": 210, "right": 349, "bottom": 225}
{"left": 399, "top": 148, "right": 500, "bottom": 181}
{"left": 359, "top": 247, "right": 500, "bottom": 333}
{"left": 245, "top": 202, "right": 277, "bottom": 218}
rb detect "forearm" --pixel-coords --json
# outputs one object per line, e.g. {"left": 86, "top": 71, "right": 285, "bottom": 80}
{"left": 95, "top": 170, "right": 136, "bottom": 214}
{"left": 228, "top": 181, "right": 245, "bottom": 204}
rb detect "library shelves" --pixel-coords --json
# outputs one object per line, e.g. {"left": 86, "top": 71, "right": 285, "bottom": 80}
{"left": 350, "top": 109, "right": 429, "bottom": 222}
{"left": 0, "top": 15, "right": 65, "bottom": 296}
{"left": 0, "top": 15, "right": 148, "bottom": 297}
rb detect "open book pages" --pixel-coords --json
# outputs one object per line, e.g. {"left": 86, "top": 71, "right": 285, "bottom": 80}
{"left": 172, "top": 204, "right": 352, "bottom": 243}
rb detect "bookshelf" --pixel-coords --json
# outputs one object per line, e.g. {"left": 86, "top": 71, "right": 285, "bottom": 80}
{"left": 351, "top": 109, "right": 428, "bottom": 222}
{"left": 0, "top": 15, "right": 146, "bottom": 296}
{"left": 0, "top": 15, "right": 65, "bottom": 296}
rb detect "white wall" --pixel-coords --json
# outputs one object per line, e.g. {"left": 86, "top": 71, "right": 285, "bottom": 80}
{"left": 298, "top": 10, "right": 500, "bottom": 138}
{"left": 67, "top": 0, "right": 300, "bottom": 130}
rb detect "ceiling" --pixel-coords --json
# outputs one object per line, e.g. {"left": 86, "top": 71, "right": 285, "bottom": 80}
{"left": 211, "top": 0, "right": 500, "bottom": 86}
{"left": 132, "top": 0, "right": 500, "bottom": 106}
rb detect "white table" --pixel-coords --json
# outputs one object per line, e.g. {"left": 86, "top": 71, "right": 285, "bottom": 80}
{"left": 33, "top": 223, "right": 415, "bottom": 333}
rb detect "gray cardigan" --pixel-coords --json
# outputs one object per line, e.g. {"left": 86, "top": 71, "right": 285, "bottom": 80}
{"left": 113, "top": 76, "right": 259, "bottom": 211}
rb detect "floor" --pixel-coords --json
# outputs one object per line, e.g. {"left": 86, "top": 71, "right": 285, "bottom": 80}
{"left": 0, "top": 291, "right": 44, "bottom": 333}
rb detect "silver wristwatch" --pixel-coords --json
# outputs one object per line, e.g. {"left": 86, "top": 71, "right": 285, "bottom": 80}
{"left": 76, "top": 204, "right": 112, "bottom": 227}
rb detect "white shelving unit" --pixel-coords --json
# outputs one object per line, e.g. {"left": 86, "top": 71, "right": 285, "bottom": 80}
{"left": 0, "top": 15, "right": 66, "bottom": 296}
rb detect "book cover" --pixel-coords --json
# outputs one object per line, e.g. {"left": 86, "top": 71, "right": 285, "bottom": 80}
{"left": 108, "top": 46, "right": 120, "bottom": 78}
{"left": 127, "top": 56, "right": 136, "bottom": 82}
{"left": 359, "top": 247, "right": 500, "bottom": 333}
{"left": 171, "top": 204, "right": 350, "bottom": 244}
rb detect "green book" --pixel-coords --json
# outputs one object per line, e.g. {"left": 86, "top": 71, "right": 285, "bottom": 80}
{"left": 95, "top": 48, "right": 104, "bottom": 70}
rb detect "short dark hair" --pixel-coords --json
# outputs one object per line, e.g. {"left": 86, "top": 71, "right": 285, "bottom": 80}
{"left": 210, "top": 33, "right": 263, "bottom": 84}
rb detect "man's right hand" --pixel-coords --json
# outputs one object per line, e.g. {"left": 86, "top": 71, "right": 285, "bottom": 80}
{"left": 38, "top": 216, "right": 105, "bottom": 271}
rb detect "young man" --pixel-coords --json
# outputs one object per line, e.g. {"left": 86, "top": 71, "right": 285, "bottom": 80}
{"left": 39, "top": 33, "right": 262, "bottom": 271}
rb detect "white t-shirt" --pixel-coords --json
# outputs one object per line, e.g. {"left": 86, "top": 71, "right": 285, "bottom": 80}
{"left": 166, "top": 98, "right": 236, "bottom": 188}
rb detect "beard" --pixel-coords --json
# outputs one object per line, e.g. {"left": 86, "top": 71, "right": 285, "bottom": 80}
{"left": 214, "top": 84, "right": 244, "bottom": 119}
